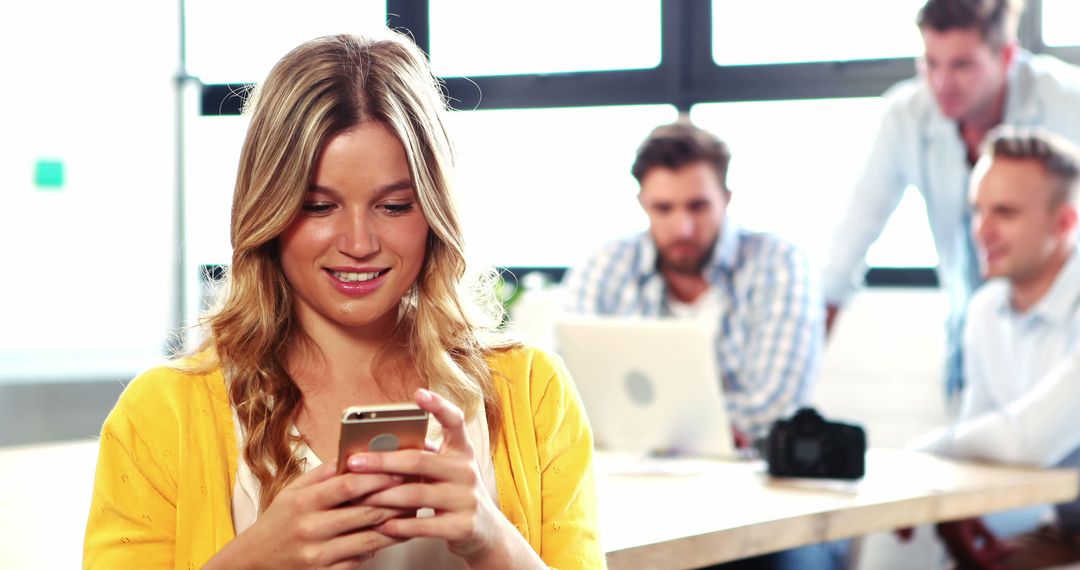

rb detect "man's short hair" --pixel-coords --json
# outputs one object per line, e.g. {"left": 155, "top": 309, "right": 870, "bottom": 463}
{"left": 631, "top": 121, "right": 731, "bottom": 191}
{"left": 916, "top": 0, "right": 1024, "bottom": 51}
{"left": 982, "top": 126, "right": 1080, "bottom": 206}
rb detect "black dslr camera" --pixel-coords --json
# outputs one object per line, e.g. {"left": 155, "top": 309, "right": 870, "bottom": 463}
{"left": 764, "top": 407, "right": 866, "bottom": 480}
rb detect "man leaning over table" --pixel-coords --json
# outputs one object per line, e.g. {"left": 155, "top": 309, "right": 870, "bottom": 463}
{"left": 916, "top": 127, "right": 1080, "bottom": 569}
{"left": 562, "top": 121, "right": 841, "bottom": 570}
{"left": 822, "top": 0, "right": 1080, "bottom": 399}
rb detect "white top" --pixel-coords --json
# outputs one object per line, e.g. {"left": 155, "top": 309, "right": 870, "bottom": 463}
{"left": 918, "top": 250, "right": 1080, "bottom": 529}
{"left": 667, "top": 285, "right": 722, "bottom": 336}
{"left": 231, "top": 403, "right": 500, "bottom": 568}
{"left": 928, "top": 251, "right": 1080, "bottom": 466}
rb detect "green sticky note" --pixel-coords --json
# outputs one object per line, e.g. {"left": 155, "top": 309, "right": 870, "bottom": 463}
{"left": 34, "top": 158, "right": 65, "bottom": 190}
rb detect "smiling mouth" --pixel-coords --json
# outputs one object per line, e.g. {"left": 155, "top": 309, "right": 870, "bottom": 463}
{"left": 329, "top": 269, "right": 388, "bottom": 282}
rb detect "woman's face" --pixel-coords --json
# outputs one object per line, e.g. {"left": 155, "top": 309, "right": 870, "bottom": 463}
{"left": 278, "top": 121, "right": 430, "bottom": 337}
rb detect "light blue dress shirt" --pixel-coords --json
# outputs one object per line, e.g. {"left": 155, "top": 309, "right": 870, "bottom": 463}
{"left": 822, "top": 51, "right": 1080, "bottom": 394}
{"left": 562, "top": 219, "right": 824, "bottom": 437}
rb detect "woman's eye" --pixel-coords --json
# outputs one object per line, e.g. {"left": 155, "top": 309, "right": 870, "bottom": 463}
{"left": 302, "top": 202, "right": 334, "bottom": 214}
{"left": 382, "top": 203, "right": 414, "bottom": 215}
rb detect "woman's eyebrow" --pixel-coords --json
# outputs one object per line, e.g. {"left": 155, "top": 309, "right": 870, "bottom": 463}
{"left": 371, "top": 179, "right": 415, "bottom": 198}
{"left": 308, "top": 179, "right": 414, "bottom": 198}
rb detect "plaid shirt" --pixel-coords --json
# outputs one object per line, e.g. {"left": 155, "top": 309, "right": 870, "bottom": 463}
{"left": 562, "top": 220, "right": 824, "bottom": 437}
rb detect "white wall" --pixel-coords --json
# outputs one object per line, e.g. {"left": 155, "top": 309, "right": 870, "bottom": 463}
{"left": 818, "top": 288, "right": 953, "bottom": 448}
{"left": 818, "top": 288, "right": 954, "bottom": 569}
{"left": 0, "top": 0, "right": 178, "bottom": 382}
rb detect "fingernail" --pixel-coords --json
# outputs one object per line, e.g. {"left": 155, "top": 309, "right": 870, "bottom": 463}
{"left": 347, "top": 454, "right": 369, "bottom": 470}
{"left": 417, "top": 388, "right": 433, "bottom": 402}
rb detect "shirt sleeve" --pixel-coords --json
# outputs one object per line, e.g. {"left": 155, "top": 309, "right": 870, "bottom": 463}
{"left": 821, "top": 100, "right": 913, "bottom": 305}
{"left": 729, "top": 240, "right": 824, "bottom": 437}
{"left": 938, "top": 349, "right": 1080, "bottom": 467}
{"left": 84, "top": 374, "right": 179, "bottom": 569}
{"left": 561, "top": 260, "right": 595, "bottom": 314}
{"left": 957, "top": 304, "right": 995, "bottom": 420}
{"left": 529, "top": 351, "right": 606, "bottom": 569}
{"left": 911, "top": 301, "right": 996, "bottom": 455}
{"left": 561, "top": 240, "right": 636, "bottom": 316}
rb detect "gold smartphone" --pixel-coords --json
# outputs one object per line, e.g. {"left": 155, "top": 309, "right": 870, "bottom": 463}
{"left": 336, "top": 403, "right": 430, "bottom": 474}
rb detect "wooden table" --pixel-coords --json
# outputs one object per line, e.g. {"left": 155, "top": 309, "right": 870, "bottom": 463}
{"left": 598, "top": 448, "right": 1079, "bottom": 569}
{"left": 0, "top": 442, "right": 1075, "bottom": 569}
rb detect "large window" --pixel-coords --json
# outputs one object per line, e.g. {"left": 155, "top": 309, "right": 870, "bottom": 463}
{"left": 446, "top": 105, "right": 677, "bottom": 268}
{"left": 691, "top": 98, "right": 937, "bottom": 269}
{"left": 183, "top": 116, "right": 247, "bottom": 269}
{"left": 712, "top": 0, "right": 925, "bottom": 65}
{"left": 7, "top": 1, "right": 1076, "bottom": 383}
{"left": 430, "top": 0, "right": 661, "bottom": 77}
{"left": 185, "top": 0, "right": 386, "bottom": 83}
{"left": 1041, "top": 0, "right": 1080, "bottom": 48}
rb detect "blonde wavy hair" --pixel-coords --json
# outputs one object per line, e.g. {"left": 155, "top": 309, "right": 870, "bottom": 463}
{"left": 182, "top": 32, "right": 513, "bottom": 509}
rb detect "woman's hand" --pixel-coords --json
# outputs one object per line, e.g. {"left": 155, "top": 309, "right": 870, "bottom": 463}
{"left": 206, "top": 462, "right": 407, "bottom": 569}
{"left": 346, "top": 388, "right": 546, "bottom": 569}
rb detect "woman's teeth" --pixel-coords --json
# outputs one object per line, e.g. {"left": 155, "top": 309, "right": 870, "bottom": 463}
{"left": 332, "top": 270, "right": 381, "bottom": 282}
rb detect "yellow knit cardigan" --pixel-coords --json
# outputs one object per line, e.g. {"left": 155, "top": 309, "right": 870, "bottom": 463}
{"left": 83, "top": 346, "right": 604, "bottom": 569}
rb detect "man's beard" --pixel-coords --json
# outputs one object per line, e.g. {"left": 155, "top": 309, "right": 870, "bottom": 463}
{"left": 658, "top": 239, "right": 717, "bottom": 275}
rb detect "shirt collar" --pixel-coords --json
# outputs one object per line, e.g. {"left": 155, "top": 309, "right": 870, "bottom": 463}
{"left": 1024, "top": 248, "right": 1080, "bottom": 324}
{"left": 713, "top": 216, "right": 741, "bottom": 271}
{"left": 636, "top": 217, "right": 742, "bottom": 277}
{"left": 1002, "top": 50, "right": 1042, "bottom": 125}
{"left": 635, "top": 232, "right": 660, "bottom": 276}
{"left": 998, "top": 248, "right": 1080, "bottom": 323}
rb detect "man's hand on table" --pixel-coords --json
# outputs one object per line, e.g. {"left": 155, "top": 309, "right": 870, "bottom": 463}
{"left": 936, "top": 518, "right": 1013, "bottom": 569}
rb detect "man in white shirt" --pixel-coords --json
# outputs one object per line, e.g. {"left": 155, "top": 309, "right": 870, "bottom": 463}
{"left": 921, "top": 126, "right": 1080, "bottom": 568}
{"left": 822, "top": 0, "right": 1080, "bottom": 397}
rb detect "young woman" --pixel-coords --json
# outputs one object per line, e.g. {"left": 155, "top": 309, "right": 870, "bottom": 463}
{"left": 84, "top": 32, "right": 603, "bottom": 569}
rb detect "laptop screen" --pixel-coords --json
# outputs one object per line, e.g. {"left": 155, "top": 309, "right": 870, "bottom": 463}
{"left": 555, "top": 315, "right": 735, "bottom": 459}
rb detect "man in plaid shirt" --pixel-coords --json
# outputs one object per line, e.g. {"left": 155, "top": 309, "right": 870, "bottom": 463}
{"left": 562, "top": 121, "right": 824, "bottom": 444}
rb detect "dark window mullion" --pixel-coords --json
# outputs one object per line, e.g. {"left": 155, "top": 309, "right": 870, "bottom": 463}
{"left": 441, "top": 69, "right": 674, "bottom": 111}
{"left": 1045, "top": 45, "right": 1080, "bottom": 62}
{"left": 386, "top": 0, "right": 429, "bottom": 56}
{"left": 689, "top": 58, "right": 918, "bottom": 102}
{"left": 662, "top": 0, "right": 708, "bottom": 112}
{"left": 1018, "top": 0, "right": 1044, "bottom": 52}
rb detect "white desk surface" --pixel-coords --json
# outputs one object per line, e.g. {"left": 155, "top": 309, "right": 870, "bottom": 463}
{"left": 0, "top": 440, "right": 99, "bottom": 569}
{"left": 0, "top": 441, "right": 1075, "bottom": 570}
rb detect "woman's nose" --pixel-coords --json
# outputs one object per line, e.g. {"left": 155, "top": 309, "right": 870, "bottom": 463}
{"left": 337, "top": 213, "right": 380, "bottom": 259}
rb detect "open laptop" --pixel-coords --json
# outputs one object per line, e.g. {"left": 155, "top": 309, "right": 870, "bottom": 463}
{"left": 554, "top": 315, "right": 735, "bottom": 459}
